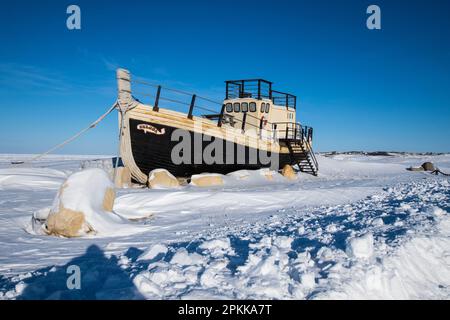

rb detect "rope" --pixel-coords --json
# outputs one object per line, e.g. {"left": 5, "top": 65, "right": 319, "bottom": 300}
{"left": 13, "top": 102, "right": 118, "bottom": 165}
{"left": 431, "top": 169, "right": 450, "bottom": 176}
{"left": 132, "top": 78, "right": 222, "bottom": 105}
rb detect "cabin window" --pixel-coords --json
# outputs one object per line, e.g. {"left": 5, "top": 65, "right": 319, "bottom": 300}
{"left": 233, "top": 102, "right": 240, "bottom": 112}
{"left": 265, "top": 103, "right": 270, "bottom": 113}
{"left": 225, "top": 103, "right": 233, "bottom": 113}
{"left": 249, "top": 102, "right": 256, "bottom": 112}
{"left": 261, "top": 102, "right": 266, "bottom": 113}
{"left": 241, "top": 102, "right": 248, "bottom": 112}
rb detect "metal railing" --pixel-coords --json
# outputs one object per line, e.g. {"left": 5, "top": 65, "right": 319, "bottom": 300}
{"left": 271, "top": 122, "right": 313, "bottom": 142}
{"left": 271, "top": 122, "right": 318, "bottom": 171}
{"left": 225, "top": 79, "right": 272, "bottom": 100}
{"left": 304, "top": 137, "right": 319, "bottom": 172}
{"left": 271, "top": 90, "right": 297, "bottom": 109}
{"left": 225, "top": 79, "right": 297, "bottom": 110}
{"left": 132, "top": 76, "right": 280, "bottom": 135}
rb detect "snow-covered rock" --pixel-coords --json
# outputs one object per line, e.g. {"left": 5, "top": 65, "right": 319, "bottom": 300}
{"left": 34, "top": 168, "right": 146, "bottom": 238}
{"left": 281, "top": 164, "right": 297, "bottom": 180}
{"left": 114, "top": 167, "right": 131, "bottom": 188}
{"left": 190, "top": 174, "right": 224, "bottom": 187}
{"left": 43, "top": 169, "right": 122, "bottom": 237}
{"left": 148, "top": 169, "right": 179, "bottom": 189}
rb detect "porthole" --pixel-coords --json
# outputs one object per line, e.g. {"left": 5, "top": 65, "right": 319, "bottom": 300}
{"left": 241, "top": 102, "right": 248, "bottom": 112}
{"left": 265, "top": 103, "right": 270, "bottom": 113}
{"left": 233, "top": 102, "right": 240, "bottom": 112}
{"left": 249, "top": 102, "right": 256, "bottom": 112}
{"left": 261, "top": 102, "right": 266, "bottom": 113}
{"left": 225, "top": 103, "right": 232, "bottom": 113}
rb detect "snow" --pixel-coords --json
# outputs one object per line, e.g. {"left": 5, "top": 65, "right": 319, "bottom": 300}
{"left": 320, "top": 214, "right": 450, "bottom": 299}
{"left": 199, "top": 238, "right": 234, "bottom": 258}
{"left": 171, "top": 249, "right": 207, "bottom": 266}
{"left": 28, "top": 168, "right": 148, "bottom": 237}
{"left": 138, "top": 244, "right": 168, "bottom": 261}
{"left": 0, "top": 167, "right": 67, "bottom": 190}
{"left": 0, "top": 152, "right": 449, "bottom": 299}
{"left": 346, "top": 233, "right": 374, "bottom": 259}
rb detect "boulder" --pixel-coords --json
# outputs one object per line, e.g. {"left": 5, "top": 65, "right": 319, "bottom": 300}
{"left": 281, "top": 164, "right": 297, "bottom": 180}
{"left": 190, "top": 174, "right": 224, "bottom": 187}
{"left": 421, "top": 162, "right": 435, "bottom": 171}
{"left": 45, "top": 169, "right": 116, "bottom": 238}
{"left": 46, "top": 206, "right": 90, "bottom": 238}
{"left": 102, "top": 187, "right": 116, "bottom": 212}
{"left": 148, "top": 169, "right": 180, "bottom": 189}
{"left": 114, "top": 166, "right": 131, "bottom": 188}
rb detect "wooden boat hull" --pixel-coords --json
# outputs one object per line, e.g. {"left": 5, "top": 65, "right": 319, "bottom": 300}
{"left": 119, "top": 102, "right": 297, "bottom": 183}
{"left": 128, "top": 118, "right": 292, "bottom": 178}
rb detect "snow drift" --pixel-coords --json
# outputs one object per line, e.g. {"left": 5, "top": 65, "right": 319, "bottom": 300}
{"left": 31, "top": 168, "right": 147, "bottom": 237}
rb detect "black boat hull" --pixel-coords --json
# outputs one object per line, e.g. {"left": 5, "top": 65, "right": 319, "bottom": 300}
{"left": 129, "top": 118, "right": 292, "bottom": 177}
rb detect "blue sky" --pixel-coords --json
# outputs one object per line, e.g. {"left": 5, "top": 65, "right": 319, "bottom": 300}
{"left": 1, "top": 0, "right": 449, "bottom": 154}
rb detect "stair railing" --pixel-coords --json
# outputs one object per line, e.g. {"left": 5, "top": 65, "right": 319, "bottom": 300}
{"left": 302, "top": 137, "right": 319, "bottom": 173}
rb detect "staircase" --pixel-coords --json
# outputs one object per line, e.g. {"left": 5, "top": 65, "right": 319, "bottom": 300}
{"left": 275, "top": 123, "right": 319, "bottom": 176}
{"left": 286, "top": 139, "right": 319, "bottom": 176}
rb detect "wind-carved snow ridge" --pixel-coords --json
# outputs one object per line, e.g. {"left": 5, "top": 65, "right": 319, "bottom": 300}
{"left": 130, "top": 179, "right": 450, "bottom": 300}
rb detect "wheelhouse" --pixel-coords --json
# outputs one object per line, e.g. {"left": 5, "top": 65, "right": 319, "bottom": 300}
{"left": 223, "top": 79, "right": 298, "bottom": 138}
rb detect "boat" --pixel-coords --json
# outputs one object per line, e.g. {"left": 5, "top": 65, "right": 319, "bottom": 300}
{"left": 116, "top": 68, "right": 318, "bottom": 184}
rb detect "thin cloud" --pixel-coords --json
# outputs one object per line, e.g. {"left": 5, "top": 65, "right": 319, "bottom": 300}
{"left": 101, "top": 56, "right": 120, "bottom": 71}
{"left": 0, "top": 63, "right": 73, "bottom": 92}
{"left": 0, "top": 62, "right": 115, "bottom": 97}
